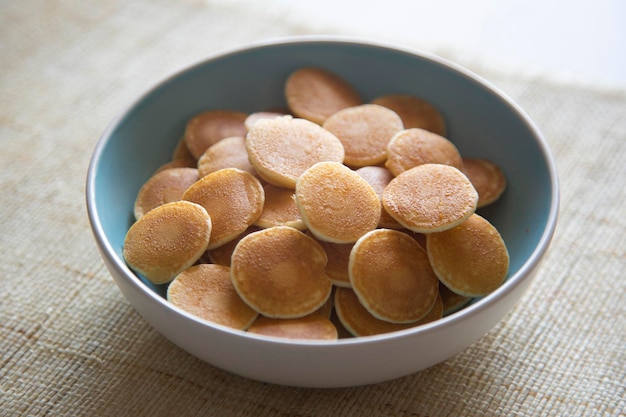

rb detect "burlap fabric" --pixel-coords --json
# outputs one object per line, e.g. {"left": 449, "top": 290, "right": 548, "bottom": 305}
{"left": 1, "top": 1, "right": 624, "bottom": 416}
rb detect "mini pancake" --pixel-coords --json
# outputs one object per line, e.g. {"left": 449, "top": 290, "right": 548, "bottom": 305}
{"left": 322, "top": 104, "right": 403, "bottom": 167}
{"left": 207, "top": 226, "right": 260, "bottom": 266}
{"left": 334, "top": 287, "right": 443, "bottom": 337}
{"left": 254, "top": 183, "right": 305, "bottom": 230}
{"left": 197, "top": 136, "right": 256, "bottom": 178}
{"left": 133, "top": 167, "right": 199, "bottom": 220}
{"left": 385, "top": 128, "right": 463, "bottom": 176}
{"left": 182, "top": 168, "right": 264, "bottom": 250}
{"left": 371, "top": 94, "right": 447, "bottom": 136}
{"left": 349, "top": 229, "right": 439, "bottom": 323}
{"left": 184, "top": 110, "right": 248, "bottom": 159}
{"left": 307, "top": 231, "right": 353, "bottom": 288}
{"left": 247, "top": 315, "right": 338, "bottom": 340}
{"left": 295, "top": 161, "right": 381, "bottom": 243}
{"left": 461, "top": 157, "right": 507, "bottom": 208}
{"left": 123, "top": 201, "right": 212, "bottom": 284}
{"left": 154, "top": 158, "right": 197, "bottom": 174}
{"left": 355, "top": 166, "right": 403, "bottom": 229}
{"left": 171, "top": 135, "right": 197, "bottom": 162}
{"left": 245, "top": 116, "right": 345, "bottom": 188}
{"left": 230, "top": 226, "right": 332, "bottom": 318}
{"left": 382, "top": 163, "right": 478, "bottom": 233}
{"left": 244, "top": 111, "right": 285, "bottom": 130}
{"left": 167, "top": 264, "right": 258, "bottom": 330}
{"left": 284, "top": 67, "right": 362, "bottom": 124}
{"left": 426, "top": 213, "right": 509, "bottom": 297}
{"left": 439, "top": 282, "right": 472, "bottom": 316}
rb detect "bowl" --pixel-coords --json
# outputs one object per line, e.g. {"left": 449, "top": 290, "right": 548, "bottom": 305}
{"left": 86, "top": 36, "right": 559, "bottom": 388}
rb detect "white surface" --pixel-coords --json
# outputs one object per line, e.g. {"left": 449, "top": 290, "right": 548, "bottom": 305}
{"left": 221, "top": 0, "right": 626, "bottom": 90}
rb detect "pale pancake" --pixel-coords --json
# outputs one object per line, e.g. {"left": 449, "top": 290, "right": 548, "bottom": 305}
{"left": 182, "top": 168, "right": 265, "bottom": 250}
{"left": 355, "top": 166, "right": 403, "bottom": 229}
{"left": 284, "top": 67, "right": 362, "bottom": 124}
{"left": 184, "top": 110, "right": 248, "bottom": 159}
{"left": 349, "top": 229, "right": 439, "bottom": 323}
{"left": 334, "top": 288, "right": 443, "bottom": 337}
{"left": 206, "top": 226, "right": 260, "bottom": 266}
{"left": 247, "top": 315, "right": 338, "bottom": 340}
{"left": 167, "top": 264, "right": 258, "bottom": 330}
{"left": 245, "top": 116, "right": 345, "bottom": 188}
{"left": 123, "top": 201, "right": 212, "bottom": 284}
{"left": 295, "top": 161, "right": 381, "bottom": 243}
{"left": 133, "top": 167, "right": 199, "bottom": 220}
{"left": 254, "top": 183, "right": 305, "bottom": 230}
{"left": 307, "top": 231, "right": 353, "bottom": 288}
{"left": 244, "top": 111, "right": 285, "bottom": 130}
{"left": 322, "top": 104, "right": 403, "bottom": 167}
{"left": 385, "top": 128, "right": 463, "bottom": 176}
{"left": 230, "top": 226, "right": 332, "bottom": 318}
{"left": 371, "top": 94, "right": 446, "bottom": 136}
{"left": 197, "top": 136, "right": 256, "bottom": 178}
{"left": 382, "top": 163, "right": 478, "bottom": 233}
{"left": 426, "top": 213, "right": 509, "bottom": 297}
{"left": 439, "top": 282, "right": 472, "bottom": 316}
{"left": 461, "top": 157, "right": 507, "bottom": 208}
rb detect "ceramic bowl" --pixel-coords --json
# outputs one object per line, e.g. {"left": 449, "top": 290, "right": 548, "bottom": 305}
{"left": 86, "top": 36, "right": 559, "bottom": 388}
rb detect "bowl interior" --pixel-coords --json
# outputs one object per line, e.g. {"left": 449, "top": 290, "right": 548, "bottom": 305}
{"left": 91, "top": 39, "right": 555, "bottom": 301}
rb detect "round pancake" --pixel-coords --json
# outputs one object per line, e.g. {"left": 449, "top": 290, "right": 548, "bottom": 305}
{"left": 371, "top": 94, "right": 446, "bottom": 136}
{"left": 334, "top": 287, "right": 443, "bottom": 337}
{"left": 230, "top": 226, "right": 332, "bottom": 318}
{"left": 349, "top": 229, "right": 439, "bottom": 323}
{"left": 295, "top": 161, "right": 381, "bottom": 243}
{"left": 245, "top": 116, "right": 345, "bottom": 188}
{"left": 171, "top": 135, "right": 196, "bottom": 162}
{"left": 182, "top": 168, "right": 265, "bottom": 250}
{"left": 154, "top": 158, "right": 197, "bottom": 174}
{"left": 306, "top": 231, "right": 353, "bottom": 288}
{"left": 355, "top": 166, "right": 403, "bottom": 229}
{"left": 184, "top": 110, "right": 248, "bottom": 159}
{"left": 206, "top": 226, "right": 260, "bottom": 266}
{"left": 123, "top": 201, "right": 212, "bottom": 284}
{"left": 385, "top": 128, "right": 463, "bottom": 176}
{"left": 197, "top": 136, "right": 257, "bottom": 178}
{"left": 322, "top": 104, "right": 403, "bottom": 167}
{"left": 461, "top": 157, "right": 507, "bottom": 208}
{"left": 382, "top": 163, "right": 478, "bottom": 233}
{"left": 244, "top": 111, "right": 285, "bottom": 130}
{"left": 247, "top": 315, "right": 338, "bottom": 340}
{"left": 426, "top": 213, "right": 510, "bottom": 297}
{"left": 439, "top": 282, "right": 472, "bottom": 316}
{"left": 254, "top": 183, "right": 305, "bottom": 230}
{"left": 133, "top": 167, "right": 199, "bottom": 220}
{"left": 167, "top": 264, "right": 258, "bottom": 330}
{"left": 284, "top": 67, "right": 362, "bottom": 124}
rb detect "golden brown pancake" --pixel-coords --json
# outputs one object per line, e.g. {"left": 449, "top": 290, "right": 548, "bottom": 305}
{"left": 167, "top": 264, "right": 258, "bottom": 330}
{"left": 371, "top": 94, "right": 446, "bottom": 136}
{"left": 206, "top": 226, "right": 261, "bottom": 266}
{"left": 349, "top": 229, "right": 439, "bottom": 323}
{"left": 182, "top": 168, "right": 265, "bottom": 250}
{"left": 295, "top": 161, "right": 381, "bottom": 243}
{"left": 154, "top": 158, "right": 197, "bottom": 174}
{"left": 355, "top": 166, "right": 403, "bottom": 229}
{"left": 184, "top": 110, "right": 248, "bottom": 159}
{"left": 247, "top": 315, "right": 338, "bottom": 340}
{"left": 197, "top": 136, "right": 256, "bottom": 178}
{"left": 322, "top": 104, "right": 403, "bottom": 167}
{"left": 426, "top": 213, "right": 509, "bottom": 297}
{"left": 230, "top": 226, "right": 332, "bottom": 318}
{"left": 123, "top": 201, "right": 212, "bottom": 284}
{"left": 382, "top": 163, "right": 478, "bottom": 233}
{"left": 306, "top": 231, "right": 353, "bottom": 288}
{"left": 385, "top": 128, "right": 463, "bottom": 176}
{"left": 133, "top": 167, "right": 199, "bottom": 220}
{"left": 439, "top": 282, "right": 472, "bottom": 315}
{"left": 284, "top": 67, "right": 362, "bottom": 124}
{"left": 245, "top": 116, "right": 345, "bottom": 188}
{"left": 171, "top": 135, "right": 197, "bottom": 162}
{"left": 461, "top": 157, "right": 507, "bottom": 208}
{"left": 254, "top": 183, "right": 305, "bottom": 230}
{"left": 334, "top": 288, "right": 443, "bottom": 337}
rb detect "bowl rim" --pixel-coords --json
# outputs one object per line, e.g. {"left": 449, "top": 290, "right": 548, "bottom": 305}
{"left": 86, "top": 34, "right": 560, "bottom": 347}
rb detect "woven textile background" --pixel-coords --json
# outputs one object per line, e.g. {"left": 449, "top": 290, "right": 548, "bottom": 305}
{"left": 1, "top": 1, "right": 624, "bottom": 416}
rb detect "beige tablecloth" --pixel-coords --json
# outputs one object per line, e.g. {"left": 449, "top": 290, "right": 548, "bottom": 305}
{"left": 1, "top": 1, "right": 624, "bottom": 416}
